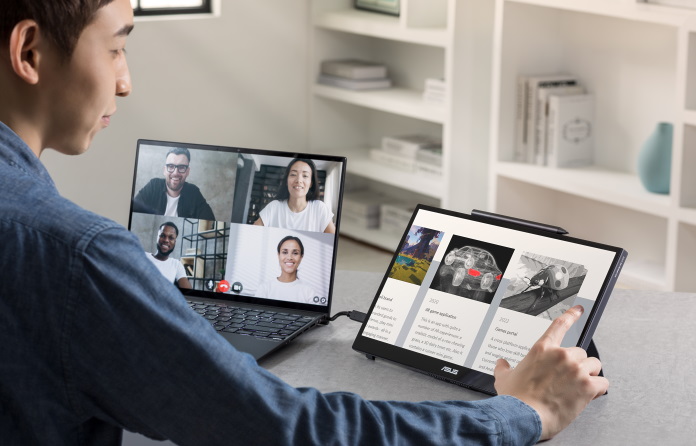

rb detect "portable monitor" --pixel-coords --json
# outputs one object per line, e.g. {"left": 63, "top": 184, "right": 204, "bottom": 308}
{"left": 352, "top": 205, "right": 627, "bottom": 395}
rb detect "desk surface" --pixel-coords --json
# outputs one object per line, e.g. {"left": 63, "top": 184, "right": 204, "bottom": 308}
{"left": 263, "top": 270, "right": 696, "bottom": 445}
{"left": 126, "top": 270, "right": 696, "bottom": 445}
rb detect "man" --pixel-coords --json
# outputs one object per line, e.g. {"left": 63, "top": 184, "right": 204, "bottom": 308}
{"left": 0, "top": 1, "right": 608, "bottom": 444}
{"left": 147, "top": 222, "right": 192, "bottom": 289}
{"left": 133, "top": 146, "right": 216, "bottom": 220}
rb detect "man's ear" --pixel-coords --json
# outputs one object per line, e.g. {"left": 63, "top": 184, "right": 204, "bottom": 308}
{"left": 8, "top": 20, "right": 42, "bottom": 85}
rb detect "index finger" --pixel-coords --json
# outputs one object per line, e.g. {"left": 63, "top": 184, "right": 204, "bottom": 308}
{"left": 539, "top": 305, "right": 584, "bottom": 346}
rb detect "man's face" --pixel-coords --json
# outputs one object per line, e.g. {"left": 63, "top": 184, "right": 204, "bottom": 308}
{"left": 156, "top": 225, "right": 177, "bottom": 257}
{"left": 164, "top": 153, "right": 190, "bottom": 195}
{"left": 40, "top": 0, "right": 133, "bottom": 155}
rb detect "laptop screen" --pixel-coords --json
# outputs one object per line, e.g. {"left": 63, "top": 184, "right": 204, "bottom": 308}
{"left": 127, "top": 139, "right": 346, "bottom": 314}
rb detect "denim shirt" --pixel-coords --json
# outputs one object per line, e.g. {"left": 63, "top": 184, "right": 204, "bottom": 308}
{"left": 0, "top": 121, "right": 541, "bottom": 446}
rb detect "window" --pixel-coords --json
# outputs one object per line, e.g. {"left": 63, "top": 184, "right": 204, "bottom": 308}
{"left": 130, "top": 0, "right": 212, "bottom": 16}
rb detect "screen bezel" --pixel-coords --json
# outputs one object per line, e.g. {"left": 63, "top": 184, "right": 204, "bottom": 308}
{"left": 352, "top": 204, "right": 627, "bottom": 395}
{"left": 128, "top": 139, "right": 347, "bottom": 315}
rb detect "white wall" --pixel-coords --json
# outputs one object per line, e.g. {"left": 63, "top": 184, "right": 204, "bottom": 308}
{"left": 41, "top": 0, "right": 310, "bottom": 227}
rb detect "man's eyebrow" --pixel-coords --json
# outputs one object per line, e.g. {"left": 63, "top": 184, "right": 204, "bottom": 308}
{"left": 115, "top": 24, "right": 134, "bottom": 37}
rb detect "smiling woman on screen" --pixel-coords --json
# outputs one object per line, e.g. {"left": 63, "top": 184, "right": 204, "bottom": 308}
{"left": 256, "top": 236, "right": 317, "bottom": 304}
{"left": 254, "top": 158, "right": 336, "bottom": 233}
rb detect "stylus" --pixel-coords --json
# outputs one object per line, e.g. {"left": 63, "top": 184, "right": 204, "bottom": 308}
{"left": 471, "top": 209, "right": 569, "bottom": 235}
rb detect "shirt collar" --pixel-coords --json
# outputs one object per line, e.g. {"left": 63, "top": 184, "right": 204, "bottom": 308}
{"left": 0, "top": 120, "right": 55, "bottom": 187}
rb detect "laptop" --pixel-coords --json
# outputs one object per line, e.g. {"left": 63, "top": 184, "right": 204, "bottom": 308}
{"left": 128, "top": 139, "right": 346, "bottom": 360}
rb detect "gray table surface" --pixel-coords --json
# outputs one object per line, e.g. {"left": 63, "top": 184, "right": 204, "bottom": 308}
{"left": 125, "top": 270, "right": 696, "bottom": 445}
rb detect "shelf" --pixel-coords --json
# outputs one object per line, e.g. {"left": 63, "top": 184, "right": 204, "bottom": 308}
{"left": 678, "top": 206, "right": 696, "bottom": 225}
{"left": 313, "top": 84, "right": 446, "bottom": 124}
{"left": 314, "top": 9, "right": 449, "bottom": 47}
{"left": 347, "top": 150, "right": 445, "bottom": 199}
{"left": 505, "top": 0, "right": 691, "bottom": 26}
{"left": 619, "top": 258, "right": 668, "bottom": 291}
{"left": 340, "top": 220, "right": 403, "bottom": 251}
{"left": 495, "top": 162, "right": 672, "bottom": 216}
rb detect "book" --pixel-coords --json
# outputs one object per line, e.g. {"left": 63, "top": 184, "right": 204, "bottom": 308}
{"left": 320, "top": 59, "right": 388, "bottom": 79}
{"left": 415, "top": 161, "right": 442, "bottom": 177}
{"left": 416, "top": 146, "right": 443, "bottom": 165}
{"left": 522, "top": 74, "right": 578, "bottom": 164}
{"left": 535, "top": 85, "right": 586, "bottom": 165}
{"left": 546, "top": 94, "right": 594, "bottom": 168}
{"left": 424, "top": 77, "right": 447, "bottom": 93}
{"left": 317, "top": 73, "right": 392, "bottom": 91}
{"left": 369, "top": 148, "right": 416, "bottom": 172}
{"left": 381, "top": 202, "right": 415, "bottom": 233}
{"left": 514, "top": 75, "right": 530, "bottom": 163}
{"left": 381, "top": 135, "right": 442, "bottom": 158}
{"left": 342, "top": 190, "right": 386, "bottom": 229}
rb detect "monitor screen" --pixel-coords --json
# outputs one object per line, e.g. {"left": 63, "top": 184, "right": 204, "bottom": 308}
{"left": 128, "top": 139, "right": 346, "bottom": 312}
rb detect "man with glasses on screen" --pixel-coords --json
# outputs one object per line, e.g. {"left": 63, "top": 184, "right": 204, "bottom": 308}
{"left": 0, "top": 0, "right": 608, "bottom": 444}
{"left": 133, "top": 147, "right": 216, "bottom": 220}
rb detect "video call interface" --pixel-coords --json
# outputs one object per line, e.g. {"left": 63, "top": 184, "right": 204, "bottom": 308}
{"left": 128, "top": 142, "right": 344, "bottom": 308}
{"left": 360, "top": 208, "right": 618, "bottom": 376}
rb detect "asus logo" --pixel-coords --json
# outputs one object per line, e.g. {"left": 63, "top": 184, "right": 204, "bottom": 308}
{"left": 441, "top": 366, "right": 459, "bottom": 375}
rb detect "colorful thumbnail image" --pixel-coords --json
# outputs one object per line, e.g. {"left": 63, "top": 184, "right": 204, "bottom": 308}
{"left": 499, "top": 253, "right": 587, "bottom": 320}
{"left": 388, "top": 226, "right": 444, "bottom": 286}
{"left": 429, "top": 236, "right": 514, "bottom": 305}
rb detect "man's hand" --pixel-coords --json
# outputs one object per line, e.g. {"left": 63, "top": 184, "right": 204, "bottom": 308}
{"left": 493, "top": 305, "right": 609, "bottom": 441}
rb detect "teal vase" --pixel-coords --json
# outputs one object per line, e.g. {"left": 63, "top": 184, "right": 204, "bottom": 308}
{"left": 637, "top": 122, "right": 672, "bottom": 194}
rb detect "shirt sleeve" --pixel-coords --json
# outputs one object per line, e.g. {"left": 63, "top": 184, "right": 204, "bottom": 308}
{"left": 65, "top": 225, "right": 541, "bottom": 446}
{"left": 316, "top": 200, "right": 333, "bottom": 231}
{"left": 258, "top": 199, "right": 278, "bottom": 226}
{"left": 174, "top": 258, "right": 187, "bottom": 282}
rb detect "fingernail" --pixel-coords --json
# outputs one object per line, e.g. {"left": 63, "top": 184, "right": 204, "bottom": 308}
{"left": 572, "top": 305, "right": 584, "bottom": 316}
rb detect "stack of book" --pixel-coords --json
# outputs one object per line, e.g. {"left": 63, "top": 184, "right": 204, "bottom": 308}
{"left": 423, "top": 77, "right": 446, "bottom": 104}
{"left": 381, "top": 201, "right": 415, "bottom": 235}
{"left": 516, "top": 73, "right": 594, "bottom": 167}
{"left": 369, "top": 134, "right": 443, "bottom": 175}
{"left": 318, "top": 59, "right": 392, "bottom": 91}
{"left": 342, "top": 190, "right": 386, "bottom": 229}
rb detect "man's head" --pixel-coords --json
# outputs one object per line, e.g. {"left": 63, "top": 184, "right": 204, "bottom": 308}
{"left": 0, "top": 0, "right": 133, "bottom": 157}
{"left": 164, "top": 147, "right": 191, "bottom": 197}
{"left": 1, "top": 0, "right": 115, "bottom": 62}
{"left": 156, "top": 222, "right": 179, "bottom": 258}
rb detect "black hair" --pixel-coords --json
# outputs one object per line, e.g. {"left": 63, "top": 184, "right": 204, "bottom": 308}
{"left": 1, "top": 0, "right": 115, "bottom": 62}
{"left": 166, "top": 147, "right": 191, "bottom": 162}
{"left": 159, "top": 221, "right": 179, "bottom": 237}
{"left": 277, "top": 235, "right": 304, "bottom": 256}
{"left": 275, "top": 158, "right": 319, "bottom": 201}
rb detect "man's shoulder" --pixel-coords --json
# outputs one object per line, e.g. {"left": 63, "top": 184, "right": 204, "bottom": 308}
{"left": 1, "top": 169, "right": 124, "bottom": 248}
{"left": 141, "top": 177, "right": 165, "bottom": 190}
{"left": 182, "top": 181, "right": 203, "bottom": 194}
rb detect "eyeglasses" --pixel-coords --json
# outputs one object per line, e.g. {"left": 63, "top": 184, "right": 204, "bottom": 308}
{"left": 165, "top": 164, "right": 189, "bottom": 173}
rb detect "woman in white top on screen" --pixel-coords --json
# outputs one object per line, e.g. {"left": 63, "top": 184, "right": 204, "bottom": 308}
{"left": 254, "top": 158, "right": 336, "bottom": 233}
{"left": 256, "top": 236, "right": 318, "bottom": 304}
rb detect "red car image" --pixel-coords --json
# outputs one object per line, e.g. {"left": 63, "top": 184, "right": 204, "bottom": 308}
{"left": 439, "top": 246, "right": 503, "bottom": 293}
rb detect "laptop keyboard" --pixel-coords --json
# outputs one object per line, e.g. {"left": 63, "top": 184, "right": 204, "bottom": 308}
{"left": 186, "top": 300, "right": 316, "bottom": 341}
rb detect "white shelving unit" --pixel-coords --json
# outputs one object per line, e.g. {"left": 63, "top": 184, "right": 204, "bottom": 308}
{"left": 489, "top": 0, "right": 696, "bottom": 291}
{"left": 309, "top": 0, "right": 495, "bottom": 251}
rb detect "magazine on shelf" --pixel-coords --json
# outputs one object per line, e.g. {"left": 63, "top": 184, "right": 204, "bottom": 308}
{"left": 320, "top": 59, "right": 388, "bottom": 80}
{"left": 369, "top": 148, "right": 416, "bottom": 171}
{"left": 381, "top": 135, "right": 442, "bottom": 158}
{"left": 318, "top": 74, "right": 392, "bottom": 91}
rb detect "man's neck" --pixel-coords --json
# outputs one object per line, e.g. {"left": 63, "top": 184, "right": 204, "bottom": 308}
{"left": 0, "top": 114, "right": 44, "bottom": 158}
{"left": 166, "top": 186, "right": 182, "bottom": 198}
{"left": 153, "top": 252, "right": 169, "bottom": 261}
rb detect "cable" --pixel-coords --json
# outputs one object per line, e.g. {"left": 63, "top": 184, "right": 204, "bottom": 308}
{"left": 329, "top": 310, "right": 367, "bottom": 323}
